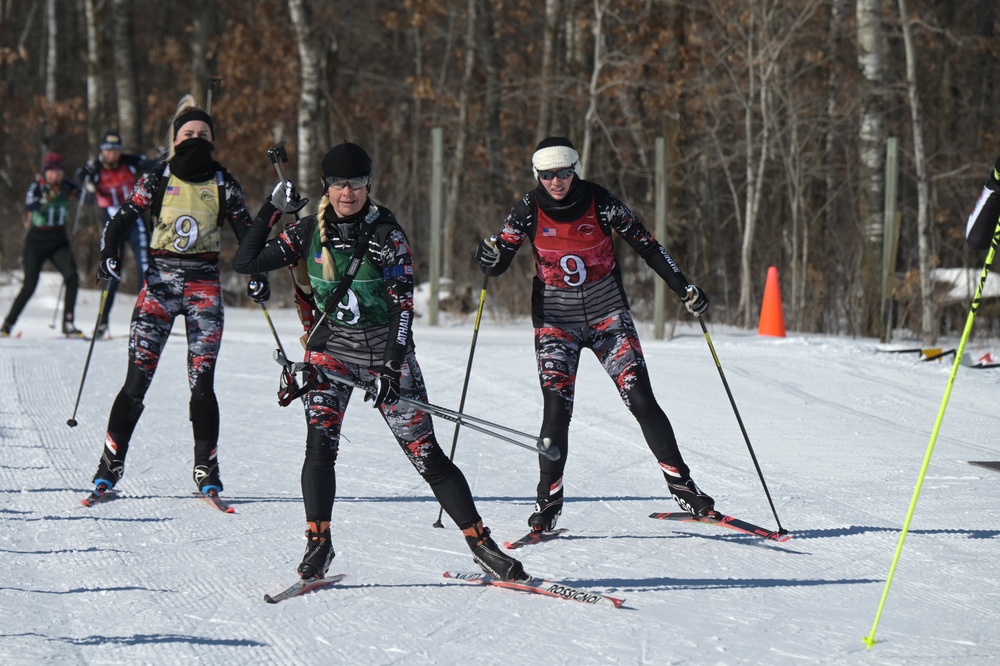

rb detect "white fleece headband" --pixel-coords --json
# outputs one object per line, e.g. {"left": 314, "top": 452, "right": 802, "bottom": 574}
{"left": 532, "top": 145, "right": 580, "bottom": 180}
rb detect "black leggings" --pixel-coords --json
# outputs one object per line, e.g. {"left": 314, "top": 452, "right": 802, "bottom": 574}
{"left": 3, "top": 228, "right": 78, "bottom": 326}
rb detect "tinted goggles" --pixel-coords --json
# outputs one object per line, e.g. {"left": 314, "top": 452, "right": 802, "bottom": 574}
{"left": 325, "top": 176, "right": 370, "bottom": 191}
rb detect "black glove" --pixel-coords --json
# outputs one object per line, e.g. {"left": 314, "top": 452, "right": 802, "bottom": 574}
{"left": 98, "top": 256, "right": 121, "bottom": 281}
{"left": 683, "top": 284, "right": 709, "bottom": 316}
{"left": 475, "top": 236, "right": 500, "bottom": 270}
{"left": 248, "top": 275, "right": 270, "bottom": 303}
{"left": 365, "top": 361, "right": 401, "bottom": 409}
{"left": 76, "top": 160, "right": 99, "bottom": 185}
{"left": 269, "top": 179, "right": 308, "bottom": 215}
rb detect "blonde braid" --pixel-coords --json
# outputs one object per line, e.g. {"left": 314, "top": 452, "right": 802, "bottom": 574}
{"left": 316, "top": 195, "right": 337, "bottom": 281}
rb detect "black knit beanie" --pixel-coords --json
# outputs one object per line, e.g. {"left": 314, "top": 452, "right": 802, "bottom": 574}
{"left": 322, "top": 142, "right": 372, "bottom": 179}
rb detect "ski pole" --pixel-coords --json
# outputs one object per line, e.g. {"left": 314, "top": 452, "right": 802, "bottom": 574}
{"left": 863, "top": 219, "right": 1000, "bottom": 650}
{"left": 697, "top": 316, "right": 786, "bottom": 535}
{"left": 434, "top": 272, "right": 490, "bottom": 528}
{"left": 276, "top": 350, "right": 557, "bottom": 460}
{"left": 66, "top": 279, "right": 111, "bottom": 427}
{"left": 49, "top": 282, "right": 65, "bottom": 329}
{"left": 70, "top": 192, "right": 86, "bottom": 236}
{"left": 260, "top": 301, "right": 289, "bottom": 361}
{"left": 205, "top": 77, "right": 222, "bottom": 114}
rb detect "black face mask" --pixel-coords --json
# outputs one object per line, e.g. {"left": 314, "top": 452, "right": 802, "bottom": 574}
{"left": 170, "top": 137, "right": 218, "bottom": 181}
{"left": 534, "top": 176, "right": 590, "bottom": 222}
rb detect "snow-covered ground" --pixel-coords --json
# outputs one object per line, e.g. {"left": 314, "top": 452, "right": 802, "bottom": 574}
{"left": 2, "top": 271, "right": 1000, "bottom": 665}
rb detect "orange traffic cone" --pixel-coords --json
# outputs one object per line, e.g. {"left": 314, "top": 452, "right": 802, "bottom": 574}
{"left": 758, "top": 266, "right": 786, "bottom": 337}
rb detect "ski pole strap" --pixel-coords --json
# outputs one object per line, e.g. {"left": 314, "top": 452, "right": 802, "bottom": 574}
{"left": 273, "top": 355, "right": 329, "bottom": 407}
{"left": 277, "top": 367, "right": 311, "bottom": 406}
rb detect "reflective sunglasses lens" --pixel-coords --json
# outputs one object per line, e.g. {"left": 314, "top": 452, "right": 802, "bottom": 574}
{"left": 539, "top": 168, "right": 574, "bottom": 181}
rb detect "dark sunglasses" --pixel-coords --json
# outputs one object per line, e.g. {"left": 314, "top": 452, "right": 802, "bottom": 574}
{"left": 538, "top": 167, "right": 575, "bottom": 181}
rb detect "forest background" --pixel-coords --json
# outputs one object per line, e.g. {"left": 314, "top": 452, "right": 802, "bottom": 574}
{"left": 1, "top": 0, "right": 998, "bottom": 343}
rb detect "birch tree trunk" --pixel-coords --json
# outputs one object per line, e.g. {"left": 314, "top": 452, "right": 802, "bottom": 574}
{"left": 443, "top": 0, "right": 477, "bottom": 279}
{"left": 83, "top": 0, "right": 103, "bottom": 150}
{"left": 736, "top": 7, "right": 772, "bottom": 327}
{"left": 855, "top": 0, "right": 885, "bottom": 337}
{"left": 535, "top": 0, "right": 562, "bottom": 143}
{"left": 897, "top": 0, "right": 934, "bottom": 345}
{"left": 288, "top": 0, "right": 321, "bottom": 188}
{"left": 580, "top": 0, "right": 609, "bottom": 179}
{"left": 110, "top": 0, "right": 140, "bottom": 149}
{"left": 44, "top": 0, "right": 56, "bottom": 103}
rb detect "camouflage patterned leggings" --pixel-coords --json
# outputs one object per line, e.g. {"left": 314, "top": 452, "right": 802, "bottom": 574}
{"left": 533, "top": 310, "right": 690, "bottom": 503}
{"left": 102, "top": 258, "right": 224, "bottom": 475}
{"left": 299, "top": 349, "right": 480, "bottom": 529}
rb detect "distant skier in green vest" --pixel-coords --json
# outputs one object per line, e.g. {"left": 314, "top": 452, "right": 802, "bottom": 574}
{"left": 1, "top": 152, "right": 83, "bottom": 338}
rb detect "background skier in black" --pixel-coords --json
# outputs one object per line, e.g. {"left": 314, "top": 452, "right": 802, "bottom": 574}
{"left": 2, "top": 152, "right": 84, "bottom": 338}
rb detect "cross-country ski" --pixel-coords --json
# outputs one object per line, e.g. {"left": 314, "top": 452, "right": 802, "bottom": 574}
{"left": 444, "top": 571, "right": 625, "bottom": 608}
{"left": 263, "top": 574, "right": 348, "bottom": 604}
{"left": 649, "top": 511, "right": 791, "bottom": 542}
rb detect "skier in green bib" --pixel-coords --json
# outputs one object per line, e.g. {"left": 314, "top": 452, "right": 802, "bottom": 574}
{"left": 1, "top": 152, "right": 84, "bottom": 338}
{"left": 234, "top": 142, "right": 527, "bottom": 583}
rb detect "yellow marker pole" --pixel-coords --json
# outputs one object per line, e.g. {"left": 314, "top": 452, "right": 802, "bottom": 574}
{"left": 864, "top": 221, "right": 1000, "bottom": 649}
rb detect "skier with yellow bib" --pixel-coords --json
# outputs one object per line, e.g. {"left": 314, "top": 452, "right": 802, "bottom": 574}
{"left": 87, "top": 95, "right": 268, "bottom": 502}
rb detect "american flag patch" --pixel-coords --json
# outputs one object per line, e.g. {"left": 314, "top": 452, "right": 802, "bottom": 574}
{"left": 542, "top": 227, "right": 557, "bottom": 236}
{"left": 314, "top": 250, "right": 323, "bottom": 264}
{"left": 166, "top": 186, "right": 180, "bottom": 195}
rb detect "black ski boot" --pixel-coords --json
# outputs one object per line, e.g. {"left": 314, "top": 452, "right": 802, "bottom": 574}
{"left": 92, "top": 445, "right": 126, "bottom": 491}
{"left": 63, "top": 320, "right": 85, "bottom": 338}
{"left": 193, "top": 463, "right": 223, "bottom": 494}
{"left": 464, "top": 522, "right": 528, "bottom": 582}
{"left": 528, "top": 495, "right": 563, "bottom": 533}
{"left": 668, "top": 477, "right": 715, "bottom": 517}
{"left": 298, "top": 523, "right": 334, "bottom": 580}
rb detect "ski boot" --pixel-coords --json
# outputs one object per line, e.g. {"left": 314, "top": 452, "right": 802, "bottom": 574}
{"left": 464, "top": 521, "right": 527, "bottom": 582}
{"left": 193, "top": 464, "right": 223, "bottom": 495}
{"left": 92, "top": 449, "right": 125, "bottom": 493}
{"left": 297, "top": 522, "right": 334, "bottom": 580}
{"left": 63, "top": 320, "right": 85, "bottom": 338}
{"left": 0, "top": 320, "right": 11, "bottom": 337}
{"left": 668, "top": 477, "right": 715, "bottom": 517}
{"left": 528, "top": 495, "right": 563, "bottom": 533}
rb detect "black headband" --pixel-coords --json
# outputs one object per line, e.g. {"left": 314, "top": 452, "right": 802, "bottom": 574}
{"left": 173, "top": 109, "right": 214, "bottom": 139}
